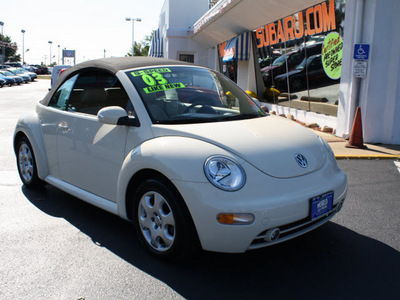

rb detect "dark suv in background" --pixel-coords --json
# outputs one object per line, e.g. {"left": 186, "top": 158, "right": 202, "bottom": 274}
{"left": 31, "top": 65, "right": 49, "bottom": 75}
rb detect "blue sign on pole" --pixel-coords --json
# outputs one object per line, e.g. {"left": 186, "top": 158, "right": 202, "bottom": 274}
{"left": 354, "top": 44, "right": 370, "bottom": 60}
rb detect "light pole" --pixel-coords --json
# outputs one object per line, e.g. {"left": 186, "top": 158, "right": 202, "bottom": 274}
{"left": 21, "top": 29, "right": 25, "bottom": 66}
{"left": 58, "top": 45, "right": 60, "bottom": 65}
{"left": 0, "top": 21, "right": 4, "bottom": 65}
{"left": 48, "top": 41, "right": 52, "bottom": 66}
{"left": 125, "top": 17, "right": 141, "bottom": 56}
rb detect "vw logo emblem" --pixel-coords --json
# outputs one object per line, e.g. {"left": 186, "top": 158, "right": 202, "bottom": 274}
{"left": 295, "top": 153, "right": 308, "bottom": 168}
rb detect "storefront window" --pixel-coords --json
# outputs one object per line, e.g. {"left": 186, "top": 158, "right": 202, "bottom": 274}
{"left": 254, "top": 0, "right": 346, "bottom": 116}
{"left": 217, "top": 41, "right": 238, "bottom": 82}
{"left": 217, "top": 33, "right": 250, "bottom": 83}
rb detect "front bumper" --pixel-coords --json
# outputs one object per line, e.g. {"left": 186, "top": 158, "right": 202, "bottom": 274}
{"left": 173, "top": 160, "right": 347, "bottom": 253}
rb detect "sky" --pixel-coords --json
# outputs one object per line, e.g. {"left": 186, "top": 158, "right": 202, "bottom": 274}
{"left": 1, "top": 0, "right": 165, "bottom": 65}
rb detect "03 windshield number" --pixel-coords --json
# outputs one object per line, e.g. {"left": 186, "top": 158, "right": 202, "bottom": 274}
{"left": 142, "top": 72, "right": 168, "bottom": 86}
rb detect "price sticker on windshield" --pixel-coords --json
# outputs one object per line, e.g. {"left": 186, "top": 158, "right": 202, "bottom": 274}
{"left": 143, "top": 82, "right": 185, "bottom": 94}
{"left": 131, "top": 68, "right": 185, "bottom": 94}
{"left": 131, "top": 68, "right": 171, "bottom": 77}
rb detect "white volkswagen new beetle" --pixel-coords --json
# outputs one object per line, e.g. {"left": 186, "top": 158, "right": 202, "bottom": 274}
{"left": 14, "top": 57, "right": 347, "bottom": 258}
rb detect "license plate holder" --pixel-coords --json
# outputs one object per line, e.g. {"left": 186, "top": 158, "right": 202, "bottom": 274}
{"left": 310, "top": 191, "right": 334, "bottom": 220}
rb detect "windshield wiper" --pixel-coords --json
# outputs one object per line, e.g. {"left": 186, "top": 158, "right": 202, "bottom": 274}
{"left": 156, "top": 114, "right": 264, "bottom": 124}
{"left": 219, "top": 114, "right": 263, "bottom": 121}
{"left": 155, "top": 117, "right": 222, "bottom": 125}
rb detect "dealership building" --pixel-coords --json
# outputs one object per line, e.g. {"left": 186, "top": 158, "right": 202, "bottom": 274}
{"left": 149, "top": 0, "right": 400, "bottom": 144}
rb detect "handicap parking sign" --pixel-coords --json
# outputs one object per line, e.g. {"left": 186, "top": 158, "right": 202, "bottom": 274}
{"left": 354, "top": 44, "right": 370, "bottom": 60}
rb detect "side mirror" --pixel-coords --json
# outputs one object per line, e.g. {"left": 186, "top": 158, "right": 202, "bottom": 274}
{"left": 97, "top": 106, "right": 139, "bottom": 127}
{"left": 98, "top": 106, "right": 127, "bottom": 125}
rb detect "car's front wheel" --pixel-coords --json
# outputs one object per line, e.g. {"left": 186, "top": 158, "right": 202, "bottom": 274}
{"left": 16, "top": 136, "right": 43, "bottom": 188}
{"left": 131, "top": 178, "right": 198, "bottom": 259}
{"left": 290, "top": 77, "right": 304, "bottom": 92}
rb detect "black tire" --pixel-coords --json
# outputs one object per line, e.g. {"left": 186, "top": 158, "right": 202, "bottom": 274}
{"left": 16, "top": 136, "right": 44, "bottom": 189}
{"left": 290, "top": 77, "right": 304, "bottom": 92}
{"left": 131, "top": 178, "right": 198, "bottom": 259}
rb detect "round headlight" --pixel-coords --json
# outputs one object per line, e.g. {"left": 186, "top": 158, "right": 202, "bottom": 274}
{"left": 204, "top": 156, "right": 246, "bottom": 191}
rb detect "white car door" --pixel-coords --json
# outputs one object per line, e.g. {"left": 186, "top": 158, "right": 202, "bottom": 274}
{"left": 47, "top": 71, "right": 132, "bottom": 202}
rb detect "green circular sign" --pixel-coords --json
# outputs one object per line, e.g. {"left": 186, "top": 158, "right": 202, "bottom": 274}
{"left": 322, "top": 32, "right": 343, "bottom": 80}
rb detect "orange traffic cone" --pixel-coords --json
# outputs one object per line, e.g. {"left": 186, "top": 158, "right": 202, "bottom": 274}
{"left": 346, "top": 106, "right": 367, "bottom": 149}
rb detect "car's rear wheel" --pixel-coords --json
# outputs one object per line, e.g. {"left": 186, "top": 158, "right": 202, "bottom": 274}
{"left": 16, "top": 136, "right": 43, "bottom": 188}
{"left": 131, "top": 178, "right": 198, "bottom": 259}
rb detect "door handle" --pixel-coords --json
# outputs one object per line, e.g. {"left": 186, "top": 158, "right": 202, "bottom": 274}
{"left": 58, "top": 122, "right": 70, "bottom": 133}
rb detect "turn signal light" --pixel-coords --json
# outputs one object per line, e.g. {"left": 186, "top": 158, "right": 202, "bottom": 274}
{"left": 217, "top": 213, "right": 254, "bottom": 225}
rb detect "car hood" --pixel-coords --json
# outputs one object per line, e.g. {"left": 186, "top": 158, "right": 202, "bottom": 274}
{"left": 151, "top": 116, "right": 326, "bottom": 178}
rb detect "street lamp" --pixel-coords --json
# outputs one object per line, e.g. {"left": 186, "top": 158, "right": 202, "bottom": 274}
{"left": 21, "top": 29, "right": 25, "bottom": 66}
{"left": 125, "top": 17, "right": 141, "bottom": 56}
{"left": 58, "top": 45, "right": 60, "bottom": 65}
{"left": 48, "top": 41, "right": 52, "bottom": 66}
{"left": 0, "top": 21, "right": 4, "bottom": 65}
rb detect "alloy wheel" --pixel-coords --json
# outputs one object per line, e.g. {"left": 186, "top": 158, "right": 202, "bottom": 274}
{"left": 18, "top": 143, "right": 34, "bottom": 184}
{"left": 138, "top": 191, "right": 176, "bottom": 252}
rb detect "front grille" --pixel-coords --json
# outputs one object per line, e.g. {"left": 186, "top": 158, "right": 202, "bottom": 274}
{"left": 248, "top": 203, "right": 339, "bottom": 250}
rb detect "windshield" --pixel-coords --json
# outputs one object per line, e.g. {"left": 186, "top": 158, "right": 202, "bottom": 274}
{"left": 272, "top": 55, "right": 288, "bottom": 67}
{"left": 2, "top": 71, "right": 15, "bottom": 76}
{"left": 295, "top": 56, "right": 314, "bottom": 70}
{"left": 295, "top": 58, "right": 307, "bottom": 70}
{"left": 126, "top": 66, "right": 266, "bottom": 124}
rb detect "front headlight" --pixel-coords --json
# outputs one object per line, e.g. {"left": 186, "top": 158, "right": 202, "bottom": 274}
{"left": 204, "top": 156, "right": 246, "bottom": 191}
{"left": 318, "top": 136, "right": 340, "bottom": 170}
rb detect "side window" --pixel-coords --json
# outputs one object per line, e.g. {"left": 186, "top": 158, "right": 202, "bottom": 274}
{"left": 67, "top": 71, "right": 132, "bottom": 116}
{"left": 49, "top": 74, "right": 78, "bottom": 109}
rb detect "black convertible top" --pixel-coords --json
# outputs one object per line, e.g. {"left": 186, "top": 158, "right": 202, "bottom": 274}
{"left": 63, "top": 56, "right": 193, "bottom": 75}
{"left": 42, "top": 57, "right": 195, "bottom": 105}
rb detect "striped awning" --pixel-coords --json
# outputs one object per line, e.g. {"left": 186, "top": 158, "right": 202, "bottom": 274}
{"left": 148, "top": 28, "right": 164, "bottom": 58}
{"left": 220, "top": 32, "right": 250, "bottom": 62}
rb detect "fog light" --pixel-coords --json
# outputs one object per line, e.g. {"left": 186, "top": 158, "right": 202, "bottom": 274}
{"left": 264, "top": 228, "right": 280, "bottom": 242}
{"left": 217, "top": 213, "right": 254, "bottom": 225}
{"left": 336, "top": 201, "right": 344, "bottom": 212}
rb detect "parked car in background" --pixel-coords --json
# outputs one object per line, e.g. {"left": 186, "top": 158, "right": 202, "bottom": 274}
{"left": 14, "top": 57, "right": 347, "bottom": 259}
{"left": 0, "top": 73, "right": 16, "bottom": 86}
{"left": 3, "top": 62, "right": 23, "bottom": 68}
{"left": 16, "top": 68, "right": 37, "bottom": 82}
{"left": 31, "top": 65, "right": 49, "bottom": 75}
{"left": 274, "top": 54, "right": 335, "bottom": 92}
{"left": 50, "top": 65, "right": 71, "bottom": 88}
{"left": 261, "top": 42, "right": 323, "bottom": 88}
{"left": 306, "top": 35, "right": 326, "bottom": 46}
{"left": 7, "top": 68, "right": 30, "bottom": 83}
{"left": 26, "top": 66, "right": 39, "bottom": 73}
{"left": 258, "top": 52, "right": 281, "bottom": 69}
{"left": 0, "top": 77, "right": 5, "bottom": 88}
{"left": 0, "top": 70, "right": 23, "bottom": 85}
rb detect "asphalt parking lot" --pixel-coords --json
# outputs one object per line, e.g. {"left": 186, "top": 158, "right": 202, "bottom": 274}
{"left": 1, "top": 80, "right": 399, "bottom": 299}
